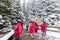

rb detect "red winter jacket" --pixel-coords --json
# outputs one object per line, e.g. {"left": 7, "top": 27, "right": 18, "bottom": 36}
{"left": 14, "top": 22, "right": 23, "bottom": 38}
{"left": 29, "top": 21, "right": 35, "bottom": 34}
{"left": 40, "top": 22, "right": 47, "bottom": 32}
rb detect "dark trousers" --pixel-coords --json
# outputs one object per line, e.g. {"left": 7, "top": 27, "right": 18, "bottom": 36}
{"left": 26, "top": 26, "right": 28, "bottom": 31}
{"left": 16, "top": 37, "right": 19, "bottom": 40}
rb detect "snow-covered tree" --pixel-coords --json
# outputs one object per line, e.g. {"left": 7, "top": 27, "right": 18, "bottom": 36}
{"left": 26, "top": 0, "right": 60, "bottom": 25}
{"left": 11, "top": 1, "right": 26, "bottom": 24}
{"left": 0, "top": 0, "right": 13, "bottom": 29}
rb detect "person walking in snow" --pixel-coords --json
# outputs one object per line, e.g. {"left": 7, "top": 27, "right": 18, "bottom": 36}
{"left": 26, "top": 21, "right": 29, "bottom": 31}
{"left": 40, "top": 21, "right": 47, "bottom": 36}
{"left": 14, "top": 20, "right": 24, "bottom": 40}
{"left": 29, "top": 21, "right": 35, "bottom": 38}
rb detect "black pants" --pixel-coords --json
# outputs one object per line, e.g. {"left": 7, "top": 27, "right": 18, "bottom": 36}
{"left": 26, "top": 27, "right": 28, "bottom": 31}
{"left": 16, "top": 37, "right": 19, "bottom": 40}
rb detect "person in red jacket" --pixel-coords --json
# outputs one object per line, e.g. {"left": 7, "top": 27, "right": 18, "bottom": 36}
{"left": 29, "top": 21, "right": 35, "bottom": 38}
{"left": 14, "top": 20, "right": 24, "bottom": 40}
{"left": 35, "top": 22, "right": 39, "bottom": 33}
{"left": 40, "top": 21, "right": 47, "bottom": 36}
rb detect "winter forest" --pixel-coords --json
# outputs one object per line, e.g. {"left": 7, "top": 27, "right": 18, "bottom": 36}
{"left": 0, "top": 0, "right": 60, "bottom": 40}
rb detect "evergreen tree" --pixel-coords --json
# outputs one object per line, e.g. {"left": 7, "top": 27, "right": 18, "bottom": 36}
{"left": 0, "top": 0, "right": 12, "bottom": 29}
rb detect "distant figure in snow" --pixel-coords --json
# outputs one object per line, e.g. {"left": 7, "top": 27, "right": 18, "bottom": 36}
{"left": 26, "top": 21, "right": 29, "bottom": 31}
{"left": 14, "top": 20, "right": 24, "bottom": 40}
{"left": 29, "top": 21, "right": 35, "bottom": 38}
{"left": 40, "top": 21, "right": 47, "bottom": 36}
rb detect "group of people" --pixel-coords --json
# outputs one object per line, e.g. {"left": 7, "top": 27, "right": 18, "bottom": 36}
{"left": 14, "top": 19, "right": 47, "bottom": 40}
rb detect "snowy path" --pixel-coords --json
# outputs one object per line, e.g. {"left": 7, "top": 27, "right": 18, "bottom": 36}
{"left": 24, "top": 25, "right": 60, "bottom": 40}
{"left": 0, "top": 25, "right": 60, "bottom": 40}
{"left": 47, "top": 31, "right": 60, "bottom": 39}
{"left": 5, "top": 30, "right": 60, "bottom": 40}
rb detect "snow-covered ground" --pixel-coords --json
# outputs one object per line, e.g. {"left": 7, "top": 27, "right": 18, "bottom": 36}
{"left": 46, "top": 31, "right": 60, "bottom": 40}
{"left": 37, "top": 30, "right": 60, "bottom": 40}
{"left": 47, "top": 28, "right": 60, "bottom": 32}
